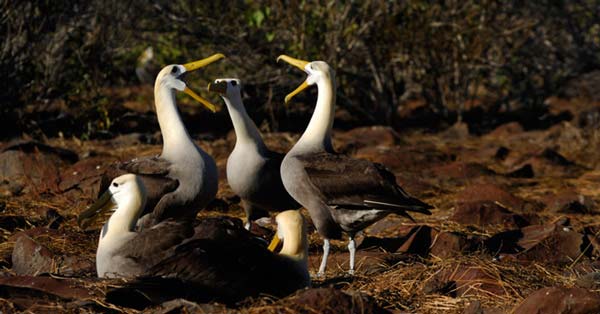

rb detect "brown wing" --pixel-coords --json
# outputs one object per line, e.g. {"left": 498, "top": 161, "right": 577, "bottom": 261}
{"left": 297, "top": 152, "right": 432, "bottom": 215}
{"left": 106, "top": 218, "right": 308, "bottom": 307}
{"left": 138, "top": 238, "right": 307, "bottom": 304}
{"left": 118, "top": 156, "right": 179, "bottom": 218}
{"left": 115, "top": 219, "right": 194, "bottom": 268}
{"left": 119, "top": 156, "right": 171, "bottom": 175}
{"left": 250, "top": 150, "right": 300, "bottom": 210}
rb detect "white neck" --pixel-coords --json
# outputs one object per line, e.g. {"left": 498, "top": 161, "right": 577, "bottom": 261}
{"left": 99, "top": 195, "right": 144, "bottom": 244}
{"left": 223, "top": 93, "right": 266, "bottom": 151}
{"left": 292, "top": 76, "right": 335, "bottom": 154}
{"left": 154, "top": 84, "right": 197, "bottom": 160}
{"left": 279, "top": 225, "right": 308, "bottom": 264}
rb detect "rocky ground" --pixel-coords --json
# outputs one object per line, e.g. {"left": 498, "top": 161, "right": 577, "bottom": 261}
{"left": 2, "top": 95, "right": 600, "bottom": 313}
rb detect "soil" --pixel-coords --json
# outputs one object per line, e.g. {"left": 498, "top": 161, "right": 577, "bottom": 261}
{"left": 2, "top": 94, "right": 600, "bottom": 313}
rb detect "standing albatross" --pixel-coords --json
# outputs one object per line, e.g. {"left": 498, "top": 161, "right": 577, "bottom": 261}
{"left": 277, "top": 55, "right": 433, "bottom": 275}
{"left": 117, "top": 54, "right": 224, "bottom": 228}
{"left": 207, "top": 78, "right": 300, "bottom": 229}
{"left": 78, "top": 174, "right": 310, "bottom": 305}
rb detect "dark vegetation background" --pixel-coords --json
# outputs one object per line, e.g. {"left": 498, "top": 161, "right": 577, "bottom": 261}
{"left": 1, "top": 0, "right": 599, "bottom": 140}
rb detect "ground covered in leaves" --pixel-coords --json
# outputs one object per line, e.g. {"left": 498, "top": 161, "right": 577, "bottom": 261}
{"left": 2, "top": 96, "right": 600, "bottom": 314}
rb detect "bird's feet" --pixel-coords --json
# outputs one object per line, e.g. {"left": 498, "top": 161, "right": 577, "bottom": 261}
{"left": 347, "top": 269, "right": 355, "bottom": 276}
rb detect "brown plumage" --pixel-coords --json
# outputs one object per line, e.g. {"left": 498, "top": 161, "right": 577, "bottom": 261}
{"left": 79, "top": 174, "right": 309, "bottom": 308}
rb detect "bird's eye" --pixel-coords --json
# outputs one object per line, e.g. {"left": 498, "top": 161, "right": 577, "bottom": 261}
{"left": 171, "top": 67, "right": 178, "bottom": 74}
{"left": 231, "top": 81, "right": 237, "bottom": 86}
{"left": 112, "top": 182, "right": 119, "bottom": 188}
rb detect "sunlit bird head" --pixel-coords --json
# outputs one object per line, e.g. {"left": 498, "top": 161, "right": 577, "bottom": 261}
{"left": 155, "top": 53, "right": 226, "bottom": 112}
{"left": 207, "top": 78, "right": 242, "bottom": 98}
{"left": 277, "top": 55, "right": 334, "bottom": 104}
{"left": 77, "top": 174, "right": 146, "bottom": 230}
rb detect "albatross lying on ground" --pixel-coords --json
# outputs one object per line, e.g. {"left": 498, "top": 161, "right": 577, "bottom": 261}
{"left": 116, "top": 54, "right": 224, "bottom": 228}
{"left": 277, "top": 55, "right": 433, "bottom": 275}
{"left": 78, "top": 174, "right": 309, "bottom": 305}
{"left": 207, "top": 78, "right": 300, "bottom": 229}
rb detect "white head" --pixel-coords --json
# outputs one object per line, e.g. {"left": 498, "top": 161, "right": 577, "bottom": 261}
{"left": 78, "top": 174, "right": 147, "bottom": 235}
{"left": 155, "top": 65, "right": 188, "bottom": 92}
{"left": 268, "top": 210, "right": 308, "bottom": 262}
{"left": 154, "top": 53, "right": 226, "bottom": 112}
{"left": 277, "top": 55, "right": 335, "bottom": 103}
{"left": 207, "top": 78, "right": 242, "bottom": 100}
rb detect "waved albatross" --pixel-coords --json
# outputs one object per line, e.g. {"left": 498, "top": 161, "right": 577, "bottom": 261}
{"left": 277, "top": 55, "right": 433, "bottom": 275}
{"left": 117, "top": 54, "right": 224, "bottom": 228}
{"left": 207, "top": 78, "right": 300, "bottom": 229}
{"left": 78, "top": 174, "right": 310, "bottom": 305}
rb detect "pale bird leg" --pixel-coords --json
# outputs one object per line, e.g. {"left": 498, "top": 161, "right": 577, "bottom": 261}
{"left": 317, "top": 239, "right": 330, "bottom": 277}
{"left": 348, "top": 237, "right": 356, "bottom": 275}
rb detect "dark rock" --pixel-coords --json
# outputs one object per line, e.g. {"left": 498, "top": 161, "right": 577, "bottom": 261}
{"left": 44, "top": 209, "right": 64, "bottom": 229}
{"left": 335, "top": 126, "right": 398, "bottom": 153}
{"left": 494, "top": 146, "right": 510, "bottom": 161}
{"left": 1, "top": 140, "right": 78, "bottom": 163}
{"left": 432, "top": 162, "right": 496, "bottom": 180}
{"left": 0, "top": 179, "right": 25, "bottom": 196}
{"left": 505, "top": 164, "right": 534, "bottom": 178}
{"left": 110, "top": 112, "right": 158, "bottom": 135}
{"left": 111, "top": 132, "right": 154, "bottom": 146}
{"left": 485, "top": 122, "right": 524, "bottom": 138}
{"left": 359, "top": 236, "right": 408, "bottom": 253}
{"left": 0, "top": 275, "right": 100, "bottom": 301}
{"left": 424, "top": 263, "right": 506, "bottom": 297}
{"left": 354, "top": 145, "right": 450, "bottom": 174}
{"left": 58, "top": 156, "right": 121, "bottom": 199}
{"left": 0, "top": 215, "right": 27, "bottom": 232}
{"left": 463, "top": 300, "right": 483, "bottom": 314}
{"left": 396, "top": 225, "right": 433, "bottom": 256}
{"left": 441, "top": 121, "right": 470, "bottom": 140}
{"left": 288, "top": 287, "right": 392, "bottom": 314}
{"left": 430, "top": 232, "right": 481, "bottom": 259}
{"left": 560, "top": 70, "right": 600, "bottom": 101}
{"left": 0, "top": 141, "right": 77, "bottom": 194}
{"left": 361, "top": 225, "right": 479, "bottom": 259}
{"left": 148, "top": 299, "right": 235, "bottom": 314}
{"left": 541, "top": 190, "right": 595, "bottom": 214}
{"left": 10, "top": 230, "right": 95, "bottom": 276}
{"left": 575, "top": 272, "right": 600, "bottom": 290}
{"left": 0, "top": 150, "right": 62, "bottom": 193}
{"left": 541, "top": 148, "right": 575, "bottom": 167}
{"left": 513, "top": 287, "right": 600, "bottom": 314}
{"left": 12, "top": 235, "right": 56, "bottom": 276}
{"left": 486, "top": 223, "right": 590, "bottom": 263}
{"left": 578, "top": 106, "right": 600, "bottom": 129}
{"left": 451, "top": 201, "right": 529, "bottom": 229}
{"left": 514, "top": 148, "right": 585, "bottom": 178}
{"left": 456, "top": 184, "right": 534, "bottom": 212}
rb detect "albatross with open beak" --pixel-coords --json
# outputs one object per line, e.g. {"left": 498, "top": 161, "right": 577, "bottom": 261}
{"left": 277, "top": 55, "right": 433, "bottom": 276}
{"left": 207, "top": 78, "right": 300, "bottom": 229}
{"left": 78, "top": 174, "right": 310, "bottom": 305}
{"left": 116, "top": 54, "right": 223, "bottom": 228}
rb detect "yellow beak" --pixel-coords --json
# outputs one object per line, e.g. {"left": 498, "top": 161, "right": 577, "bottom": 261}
{"left": 180, "top": 53, "right": 226, "bottom": 112}
{"left": 277, "top": 55, "right": 311, "bottom": 104}
{"left": 183, "top": 87, "right": 216, "bottom": 112}
{"left": 77, "top": 190, "right": 116, "bottom": 230}
{"left": 182, "top": 53, "right": 225, "bottom": 72}
{"left": 268, "top": 235, "right": 282, "bottom": 252}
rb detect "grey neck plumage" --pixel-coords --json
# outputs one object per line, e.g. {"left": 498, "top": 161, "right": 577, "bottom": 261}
{"left": 223, "top": 92, "right": 267, "bottom": 152}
